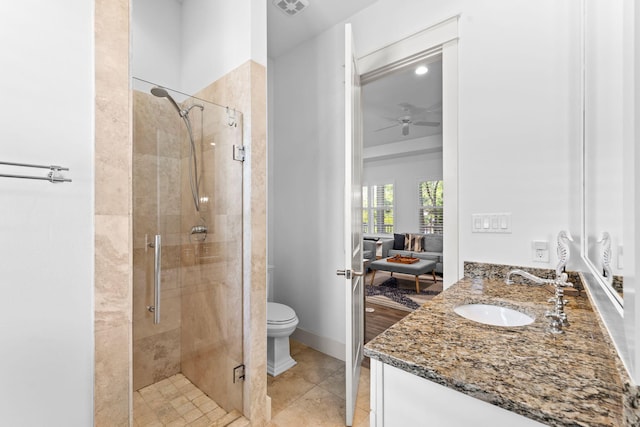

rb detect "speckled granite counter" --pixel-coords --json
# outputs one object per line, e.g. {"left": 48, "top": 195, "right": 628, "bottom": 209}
{"left": 364, "top": 263, "right": 629, "bottom": 427}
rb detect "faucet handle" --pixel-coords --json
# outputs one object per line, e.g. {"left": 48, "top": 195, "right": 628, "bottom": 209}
{"left": 545, "top": 311, "right": 565, "bottom": 334}
{"left": 555, "top": 273, "right": 574, "bottom": 288}
{"left": 545, "top": 310, "right": 559, "bottom": 319}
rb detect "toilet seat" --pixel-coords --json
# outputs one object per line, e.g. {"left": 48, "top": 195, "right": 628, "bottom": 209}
{"left": 267, "top": 302, "right": 297, "bottom": 325}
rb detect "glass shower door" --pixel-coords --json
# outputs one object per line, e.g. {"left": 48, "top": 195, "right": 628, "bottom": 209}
{"left": 132, "top": 78, "right": 244, "bottom": 414}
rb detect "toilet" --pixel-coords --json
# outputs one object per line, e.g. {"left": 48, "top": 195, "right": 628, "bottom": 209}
{"left": 267, "top": 302, "right": 299, "bottom": 376}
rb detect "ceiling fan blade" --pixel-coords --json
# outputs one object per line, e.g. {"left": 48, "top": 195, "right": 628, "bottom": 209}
{"left": 413, "top": 121, "right": 441, "bottom": 127}
{"left": 424, "top": 100, "right": 442, "bottom": 112}
{"left": 374, "top": 123, "right": 400, "bottom": 132}
{"left": 398, "top": 102, "right": 426, "bottom": 115}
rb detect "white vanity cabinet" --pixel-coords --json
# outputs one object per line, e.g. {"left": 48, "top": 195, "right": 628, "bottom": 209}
{"left": 369, "top": 359, "right": 546, "bottom": 427}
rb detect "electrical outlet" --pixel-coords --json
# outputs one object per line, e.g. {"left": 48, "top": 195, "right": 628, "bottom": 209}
{"left": 532, "top": 240, "right": 549, "bottom": 262}
{"left": 533, "top": 249, "right": 548, "bottom": 261}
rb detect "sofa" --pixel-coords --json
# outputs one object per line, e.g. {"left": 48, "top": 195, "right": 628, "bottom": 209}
{"left": 363, "top": 239, "right": 377, "bottom": 262}
{"left": 365, "top": 233, "right": 443, "bottom": 275}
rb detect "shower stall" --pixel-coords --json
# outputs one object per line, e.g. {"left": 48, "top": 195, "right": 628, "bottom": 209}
{"left": 132, "top": 78, "right": 244, "bottom": 419}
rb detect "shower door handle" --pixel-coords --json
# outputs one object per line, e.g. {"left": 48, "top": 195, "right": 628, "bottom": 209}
{"left": 148, "top": 234, "right": 162, "bottom": 324}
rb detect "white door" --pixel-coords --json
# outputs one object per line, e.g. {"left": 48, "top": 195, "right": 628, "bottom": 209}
{"left": 341, "top": 22, "right": 364, "bottom": 427}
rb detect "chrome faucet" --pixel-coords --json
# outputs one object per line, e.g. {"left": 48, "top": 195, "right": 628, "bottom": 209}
{"left": 505, "top": 269, "right": 557, "bottom": 286}
{"left": 505, "top": 269, "right": 573, "bottom": 334}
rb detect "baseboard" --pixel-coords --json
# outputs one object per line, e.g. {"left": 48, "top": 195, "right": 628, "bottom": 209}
{"left": 291, "top": 327, "right": 346, "bottom": 362}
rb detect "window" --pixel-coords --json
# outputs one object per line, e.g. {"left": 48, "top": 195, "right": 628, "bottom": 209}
{"left": 419, "top": 180, "right": 443, "bottom": 234}
{"left": 362, "top": 184, "right": 394, "bottom": 234}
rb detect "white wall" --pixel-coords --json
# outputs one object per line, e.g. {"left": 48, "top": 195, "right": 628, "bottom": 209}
{"left": 132, "top": 0, "right": 183, "bottom": 89}
{"left": 0, "top": 1, "right": 94, "bottom": 425}
{"left": 451, "top": 1, "right": 581, "bottom": 269}
{"left": 363, "top": 151, "right": 443, "bottom": 234}
{"left": 272, "top": 24, "right": 347, "bottom": 358}
{"left": 133, "top": 0, "right": 267, "bottom": 94}
{"left": 271, "top": 0, "right": 581, "bottom": 354}
{"left": 181, "top": 0, "right": 267, "bottom": 94}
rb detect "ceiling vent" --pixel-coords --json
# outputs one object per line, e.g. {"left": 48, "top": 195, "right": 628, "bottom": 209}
{"left": 273, "top": 0, "right": 309, "bottom": 16}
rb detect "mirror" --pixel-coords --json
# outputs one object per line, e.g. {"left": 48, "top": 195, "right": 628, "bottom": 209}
{"left": 582, "top": 0, "right": 626, "bottom": 305}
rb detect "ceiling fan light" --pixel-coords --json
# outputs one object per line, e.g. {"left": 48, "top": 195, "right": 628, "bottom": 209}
{"left": 415, "top": 65, "right": 429, "bottom": 76}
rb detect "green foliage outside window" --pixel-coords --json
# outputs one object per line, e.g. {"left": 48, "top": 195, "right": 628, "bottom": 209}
{"left": 419, "top": 181, "right": 443, "bottom": 234}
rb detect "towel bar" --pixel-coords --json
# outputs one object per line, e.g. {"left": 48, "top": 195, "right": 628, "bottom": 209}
{"left": 0, "top": 161, "right": 72, "bottom": 183}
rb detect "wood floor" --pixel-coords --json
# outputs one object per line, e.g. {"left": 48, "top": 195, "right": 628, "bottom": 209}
{"left": 362, "top": 302, "right": 410, "bottom": 369}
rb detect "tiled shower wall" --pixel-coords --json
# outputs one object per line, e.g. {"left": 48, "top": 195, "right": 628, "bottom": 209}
{"left": 177, "top": 91, "right": 244, "bottom": 412}
{"left": 94, "top": 0, "right": 132, "bottom": 424}
{"left": 132, "top": 91, "right": 183, "bottom": 390}
{"left": 194, "top": 61, "right": 268, "bottom": 423}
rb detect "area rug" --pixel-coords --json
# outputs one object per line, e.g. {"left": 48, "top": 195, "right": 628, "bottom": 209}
{"left": 365, "top": 275, "right": 442, "bottom": 312}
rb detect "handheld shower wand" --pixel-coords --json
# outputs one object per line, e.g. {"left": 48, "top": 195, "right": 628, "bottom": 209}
{"left": 151, "top": 86, "right": 204, "bottom": 212}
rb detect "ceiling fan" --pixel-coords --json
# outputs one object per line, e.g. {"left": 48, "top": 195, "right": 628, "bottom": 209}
{"left": 374, "top": 102, "right": 441, "bottom": 136}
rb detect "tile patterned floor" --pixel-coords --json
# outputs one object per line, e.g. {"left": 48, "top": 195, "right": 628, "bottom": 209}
{"left": 134, "top": 373, "right": 249, "bottom": 427}
{"left": 267, "top": 340, "right": 370, "bottom": 427}
{"left": 134, "top": 341, "right": 369, "bottom": 426}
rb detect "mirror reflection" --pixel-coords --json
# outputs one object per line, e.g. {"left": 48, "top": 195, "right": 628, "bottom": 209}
{"left": 583, "top": 0, "right": 624, "bottom": 301}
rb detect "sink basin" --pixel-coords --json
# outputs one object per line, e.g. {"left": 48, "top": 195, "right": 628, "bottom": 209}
{"left": 453, "top": 304, "right": 534, "bottom": 327}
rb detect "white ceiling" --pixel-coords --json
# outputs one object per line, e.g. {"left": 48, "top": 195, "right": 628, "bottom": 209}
{"left": 267, "top": 0, "right": 443, "bottom": 150}
{"left": 362, "top": 59, "right": 443, "bottom": 147}
{"left": 267, "top": 0, "right": 378, "bottom": 59}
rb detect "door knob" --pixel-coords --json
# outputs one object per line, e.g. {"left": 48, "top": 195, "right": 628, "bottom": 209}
{"left": 336, "top": 269, "right": 364, "bottom": 279}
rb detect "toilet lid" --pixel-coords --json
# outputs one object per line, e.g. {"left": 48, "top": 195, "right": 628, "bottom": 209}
{"left": 267, "top": 302, "right": 297, "bottom": 324}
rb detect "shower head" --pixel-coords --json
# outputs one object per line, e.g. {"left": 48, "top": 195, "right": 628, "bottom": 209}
{"left": 151, "top": 86, "right": 184, "bottom": 116}
{"left": 150, "top": 86, "right": 169, "bottom": 97}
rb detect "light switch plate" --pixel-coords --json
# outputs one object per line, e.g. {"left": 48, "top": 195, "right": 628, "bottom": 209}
{"left": 472, "top": 213, "right": 511, "bottom": 233}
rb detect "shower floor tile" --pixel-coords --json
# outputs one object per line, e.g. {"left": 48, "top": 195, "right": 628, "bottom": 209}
{"left": 134, "top": 373, "right": 248, "bottom": 426}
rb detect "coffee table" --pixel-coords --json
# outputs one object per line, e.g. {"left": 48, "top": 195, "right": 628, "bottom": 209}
{"left": 369, "top": 257, "right": 437, "bottom": 293}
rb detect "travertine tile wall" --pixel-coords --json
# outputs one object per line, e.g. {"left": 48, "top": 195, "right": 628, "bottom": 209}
{"left": 94, "top": 0, "right": 132, "bottom": 425}
{"left": 194, "top": 60, "right": 268, "bottom": 425}
{"left": 179, "top": 96, "right": 244, "bottom": 412}
{"left": 246, "top": 61, "right": 268, "bottom": 426}
{"left": 132, "top": 91, "right": 183, "bottom": 390}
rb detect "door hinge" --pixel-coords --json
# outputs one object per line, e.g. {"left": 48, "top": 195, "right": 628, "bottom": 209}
{"left": 233, "top": 364, "right": 245, "bottom": 383}
{"left": 233, "top": 145, "right": 245, "bottom": 162}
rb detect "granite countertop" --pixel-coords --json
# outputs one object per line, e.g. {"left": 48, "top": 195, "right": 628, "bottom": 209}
{"left": 364, "top": 270, "right": 625, "bottom": 427}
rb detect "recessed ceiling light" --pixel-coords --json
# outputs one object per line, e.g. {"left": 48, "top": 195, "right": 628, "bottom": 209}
{"left": 415, "top": 65, "right": 429, "bottom": 75}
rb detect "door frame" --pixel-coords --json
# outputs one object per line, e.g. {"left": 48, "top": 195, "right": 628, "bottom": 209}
{"left": 357, "top": 16, "right": 460, "bottom": 287}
